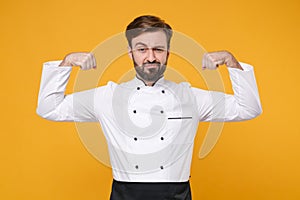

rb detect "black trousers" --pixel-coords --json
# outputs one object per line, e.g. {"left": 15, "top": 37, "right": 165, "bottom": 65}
{"left": 109, "top": 179, "right": 192, "bottom": 200}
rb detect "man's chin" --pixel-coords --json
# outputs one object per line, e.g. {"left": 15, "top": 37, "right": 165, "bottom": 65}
{"left": 144, "top": 64, "right": 160, "bottom": 69}
{"left": 139, "top": 73, "right": 160, "bottom": 82}
{"left": 145, "top": 68, "right": 159, "bottom": 74}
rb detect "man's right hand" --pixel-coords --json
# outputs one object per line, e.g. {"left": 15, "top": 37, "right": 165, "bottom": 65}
{"left": 59, "top": 52, "right": 97, "bottom": 70}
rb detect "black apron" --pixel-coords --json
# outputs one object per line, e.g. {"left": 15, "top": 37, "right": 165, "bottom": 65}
{"left": 110, "top": 179, "right": 192, "bottom": 200}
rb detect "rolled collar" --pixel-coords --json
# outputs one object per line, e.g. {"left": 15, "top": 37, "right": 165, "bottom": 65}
{"left": 130, "top": 76, "right": 166, "bottom": 87}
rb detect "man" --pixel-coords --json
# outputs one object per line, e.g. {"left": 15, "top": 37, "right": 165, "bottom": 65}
{"left": 36, "top": 15, "right": 262, "bottom": 200}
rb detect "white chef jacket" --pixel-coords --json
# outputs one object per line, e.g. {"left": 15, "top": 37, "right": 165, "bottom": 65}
{"left": 36, "top": 61, "right": 262, "bottom": 182}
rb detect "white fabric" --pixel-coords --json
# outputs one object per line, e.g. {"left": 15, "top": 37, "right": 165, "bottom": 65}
{"left": 36, "top": 61, "right": 262, "bottom": 182}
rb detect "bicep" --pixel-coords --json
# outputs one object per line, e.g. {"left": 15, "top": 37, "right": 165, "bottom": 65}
{"left": 38, "top": 88, "right": 99, "bottom": 122}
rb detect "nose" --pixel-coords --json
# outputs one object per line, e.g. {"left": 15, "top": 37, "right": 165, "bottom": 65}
{"left": 147, "top": 48, "right": 156, "bottom": 62}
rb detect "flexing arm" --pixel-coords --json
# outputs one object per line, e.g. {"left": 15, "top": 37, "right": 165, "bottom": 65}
{"left": 194, "top": 51, "right": 262, "bottom": 122}
{"left": 202, "top": 50, "right": 243, "bottom": 70}
{"left": 59, "top": 52, "right": 97, "bottom": 70}
{"left": 36, "top": 52, "right": 99, "bottom": 122}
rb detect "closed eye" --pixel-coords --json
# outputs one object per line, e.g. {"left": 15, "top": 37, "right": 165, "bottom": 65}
{"left": 137, "top": 48, "right": 147, "bottom": 53}
{"left": 153, "top": 48, "right": 166, "bottom": 53}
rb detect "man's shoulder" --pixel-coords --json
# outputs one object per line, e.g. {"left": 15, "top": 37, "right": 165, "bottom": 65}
{"left": 163, "top": 79, "right": 191, "bottom": 88}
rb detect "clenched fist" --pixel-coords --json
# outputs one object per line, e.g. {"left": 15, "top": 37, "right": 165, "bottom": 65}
{"left": 202, "top": 51, "right": 243, "bottom": 70}
{"left": 59, "top": 52, "right": 97, "bottom": 70}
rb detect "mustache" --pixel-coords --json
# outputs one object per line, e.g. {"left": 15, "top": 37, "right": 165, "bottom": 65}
{"left": 142, "top": 61, "right": 161, "bottom": 67}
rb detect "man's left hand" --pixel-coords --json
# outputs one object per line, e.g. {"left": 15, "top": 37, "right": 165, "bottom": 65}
{"left": 202, "top": 51, "right": 243, "bottom": 70}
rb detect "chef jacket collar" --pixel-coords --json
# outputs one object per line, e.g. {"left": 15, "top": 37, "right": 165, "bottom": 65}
{"left": 133, "top": 75, "right": 166, "bottom": 87}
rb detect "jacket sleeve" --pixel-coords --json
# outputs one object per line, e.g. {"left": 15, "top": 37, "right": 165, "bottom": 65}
{"left": 192, "top": 62, "right": 262, "bottom": 122}
{"left": 36, "top": 61, "right": 98, "bottom": 122}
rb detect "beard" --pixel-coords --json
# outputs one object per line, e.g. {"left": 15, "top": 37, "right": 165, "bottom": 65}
{"left": 133, "top": 56, "right": 168, "bottom": 83}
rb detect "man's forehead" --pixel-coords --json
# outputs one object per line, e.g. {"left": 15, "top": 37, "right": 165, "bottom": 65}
{"left": 131, "top": 31, "right": 167, "bottom": 47}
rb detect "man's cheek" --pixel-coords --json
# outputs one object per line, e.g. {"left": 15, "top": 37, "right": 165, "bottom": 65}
{"left": 163, "top": 54, "right": 169, "bottom": 65}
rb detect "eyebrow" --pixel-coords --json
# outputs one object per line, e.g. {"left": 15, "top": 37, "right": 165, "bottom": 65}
{"left": 134, "top": 42, "right": 147, "bottom": 47}
{"left": 134, "top": 42, "right": 166, "bottom": 49}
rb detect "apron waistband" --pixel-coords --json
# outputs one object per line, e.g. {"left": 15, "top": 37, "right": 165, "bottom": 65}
{"left": 110, "top": 179, "right": 192, "bottom": 200}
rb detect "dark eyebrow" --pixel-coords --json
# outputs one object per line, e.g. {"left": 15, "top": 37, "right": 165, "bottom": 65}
{"left": 134, "top": 42, "right": 147, "bottom": 47}
{"left": 134, "top": 43, "right": 166, "bottom": 49}
{"left": 153, "top": 46, "right": 166, "bottom": 49}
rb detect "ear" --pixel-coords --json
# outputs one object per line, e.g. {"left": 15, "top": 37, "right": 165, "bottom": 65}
{"left": 128, "top": 46, "right": 133, "bottom": 60}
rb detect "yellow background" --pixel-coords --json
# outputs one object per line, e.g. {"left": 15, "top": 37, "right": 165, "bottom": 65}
{"left": 1, "top": 0, "right": 299, "bottom": 199}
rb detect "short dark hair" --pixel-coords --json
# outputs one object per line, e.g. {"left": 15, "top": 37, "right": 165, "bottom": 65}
{"left": 125, "top": 15, "right": 173, "bottom": 49}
